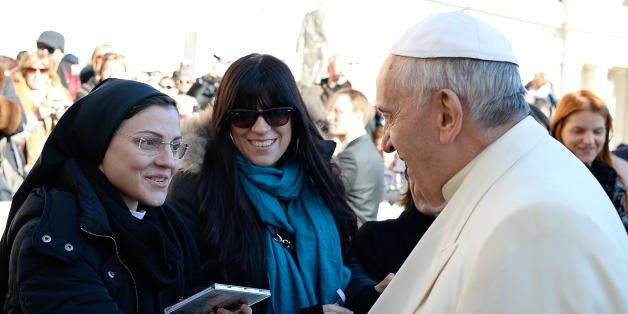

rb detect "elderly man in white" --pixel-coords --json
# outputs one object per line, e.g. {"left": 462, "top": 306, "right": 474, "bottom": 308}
{"left": 370, "top": 10, "right": 628, "bottom": 314}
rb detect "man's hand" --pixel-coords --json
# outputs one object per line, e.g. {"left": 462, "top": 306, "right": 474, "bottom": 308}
{"left": 322, "top": 303, "right": 353, "bottom": 314}
{"left": 374, "top": 273, "right": 395, "bottom": 293}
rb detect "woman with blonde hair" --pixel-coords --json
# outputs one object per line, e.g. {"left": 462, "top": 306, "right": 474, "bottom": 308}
{"left": 76, "top": 52, "right": 127, "bottom": 100}
{"left": 550, "top": 89, "right": 628, "bottom": 232}
{"left": 12, "top": 50, "right": 72, "bottom": 168}
{"left": 79, "top": 44, "right": 114, "bottom": 84}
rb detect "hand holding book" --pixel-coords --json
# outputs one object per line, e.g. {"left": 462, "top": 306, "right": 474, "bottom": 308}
{"left": 164, "top": 283, "right": 270, "bottom": 314}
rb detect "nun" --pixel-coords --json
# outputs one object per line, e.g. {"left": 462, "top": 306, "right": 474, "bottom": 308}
{"left": 0, "top": 79, "right": 209, "bottom": 313}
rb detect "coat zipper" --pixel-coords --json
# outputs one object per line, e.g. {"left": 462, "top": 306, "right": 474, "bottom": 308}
{"left": 80, "top": 226, "right": 139, "bottom": 314}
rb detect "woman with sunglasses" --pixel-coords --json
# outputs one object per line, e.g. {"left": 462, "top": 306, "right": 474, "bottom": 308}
{"left": 168, "top": 53, "right": 358, "bottom": 313}
{"left": 0, "top": 79, "right": 252, "bottom": 313}
{"left": 12, "top": 50, "right": 73, "bottom": 169}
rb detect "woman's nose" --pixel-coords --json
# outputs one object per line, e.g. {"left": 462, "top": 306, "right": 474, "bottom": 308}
{"left": 154, "top": 144, "right": 179, "bottom": 168}
{"left": 583, "top": 132, "right": 594, "bottom": 144}
{"left": 251, "top": 115, "right": 271, "bottom": 133}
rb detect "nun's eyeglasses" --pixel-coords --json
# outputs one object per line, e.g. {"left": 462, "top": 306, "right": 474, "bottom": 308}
{"left": 228, "top": 107, "right": 293, "bottom": 129}
{"left": 117, "top": 133, "right": 189, "bottom": 159}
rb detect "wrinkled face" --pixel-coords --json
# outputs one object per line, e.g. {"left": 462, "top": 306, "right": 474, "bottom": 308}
{"left": 326, "top": 94, "right": 361, "bottom": 137}
{"left": 230, "top": 109, "right": 293, "bottom": 167}
{"left": 560, "top": 110, "right": 606, "bottom": 165}
{"left": 100, "top": 105, "right": 181, "bottom": 210}
{"left": 24, "top": 61, "right": 50, "bottom": 90}
{"left": 377, "top": 57, "right": 441, "bottom": 205}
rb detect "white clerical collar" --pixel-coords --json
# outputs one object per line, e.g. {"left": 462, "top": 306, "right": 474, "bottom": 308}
{"left": 129, "top": 209, "right": 146, "bottom": 220}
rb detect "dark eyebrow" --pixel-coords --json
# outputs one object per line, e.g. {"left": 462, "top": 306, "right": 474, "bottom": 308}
{"left": 134, "top": 130, "right": 182, "bottom": 141}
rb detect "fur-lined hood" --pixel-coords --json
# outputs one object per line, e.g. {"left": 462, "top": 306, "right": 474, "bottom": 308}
{"left": 178, "top": 109, "right": 212, "bottom": 174}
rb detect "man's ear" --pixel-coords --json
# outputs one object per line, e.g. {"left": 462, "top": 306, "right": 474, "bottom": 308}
{"left": 436, "top": 89, "right": 463, "bottom": 144}
{"left": 354, "top": 110, "right": 365, "bottom": 127}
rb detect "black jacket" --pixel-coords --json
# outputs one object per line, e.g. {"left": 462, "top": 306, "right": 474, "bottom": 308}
{"left": 346, "top": 208, "right": 436, "bottom": 313}
{"left": 167, "top": 115, "right": 362, "bottom": 313}
{"left": 1, "top": 159, "right": 200, "bottom": 313}
{"left": 589, "top": 161, "right": 628, "bottom": 232}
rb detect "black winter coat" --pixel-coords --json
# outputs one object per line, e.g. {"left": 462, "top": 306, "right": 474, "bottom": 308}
{"left": 0, "top": 160, "right": 201, "bottom": 313}
{"left": 346, "top": 208, "right": 435, "bottom": 313}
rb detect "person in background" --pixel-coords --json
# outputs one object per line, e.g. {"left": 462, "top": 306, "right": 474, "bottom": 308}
{"left": 175, "top": 71, "right": 195, "bottom": 97}
{"left": 0, "top": 58, "right": 23, "bottom": 113}
{"left": 525, "top": 71, "right": 558, "bottom": 118}
{"left": 371, "top": 126, "right": 406, "bottom": 220}
{"left": 318, "top": 55, "right": 351, "bottom": 105}
{"left": 173, "top": 95, "right": 199, "bottom": 122}
{"left": 325, "top": 88, "right": 385, "bottom": 225}
{"left": 172, "top": 60, "right": 192, "bottom": 81}
{"left": 159, "top": 76, "right": 198, "bottom": 121}
{"left": 57, "top": 54, "right": 81, "bottom": 100}
{"left": 0, "top": 70, "right": 27, "bottom": 201}
{"left": 0, "top": 60, "right": 28, "bottom": 201}
{"left": 0, "top": 78, "right": 250, "bottom": 313}
{"left": 347, "top": 167, "right": 443, "bottom": 313}
{"left": 550, "top": 89, "right": 628, "bottom": 232}
{"left": 610, "top": 144, "right": 628, "bottom": 182}
{"left": 76, "top": 53, "right": 127, "bottom": 100}
{"left": 186, "top": 55, "right": 230, "bottom": 111}
{"left": 167, "top": 53, "right": 357, "bottom": 314}
{"left": 158, "top": 76, "right": 179, "bottom": 98}
{"left": 35, "top": 30, "right": 65, "bottom": 74}
{"left": 12, "top": 51, "right": 72, "bottom": 169}
{"left": 79, "top": 44, "right": 114, "bottom": 84}
{"left": 170, "top": 70, "right": 201, "bottom": 121}
{"left": 186, "top": 74, "right": 219, "bottom": 111}
{"left": 370, "top": 10, "right": 628, "bottom": 313}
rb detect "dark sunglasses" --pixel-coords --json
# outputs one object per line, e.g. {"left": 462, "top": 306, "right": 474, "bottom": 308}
{"left": 229, "top": 107, "right": 294, "bottom": 128}
{"left": 25, "top": 67, "right": 50, "bottom": 75}
{"left": 37, "top": 44, "right": 55, "bottom": 54}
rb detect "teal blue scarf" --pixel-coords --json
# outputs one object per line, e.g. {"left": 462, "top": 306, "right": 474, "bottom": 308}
{"left": 236, "top": 154, "right": 351, "bottom": 313}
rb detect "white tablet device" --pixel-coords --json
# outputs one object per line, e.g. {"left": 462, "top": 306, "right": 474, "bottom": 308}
{"left": 164, "top": 283, "right": 271, "bottom": 314}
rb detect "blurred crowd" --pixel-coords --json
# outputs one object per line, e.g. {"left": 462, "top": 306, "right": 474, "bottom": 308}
{"left": 1, "top": 29, "right": 627, "bottom": 235}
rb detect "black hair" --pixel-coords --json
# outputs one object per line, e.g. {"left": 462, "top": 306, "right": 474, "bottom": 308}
{"left": 197, "top": 53, "right": 357, "bottom": 286}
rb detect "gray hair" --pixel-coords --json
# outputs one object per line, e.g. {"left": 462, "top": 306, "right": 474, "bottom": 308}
{"left": 379, "top": 56, "right": 529, "bottom": 129}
